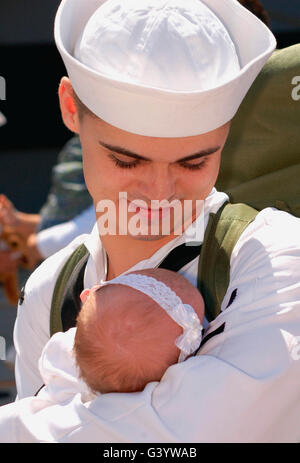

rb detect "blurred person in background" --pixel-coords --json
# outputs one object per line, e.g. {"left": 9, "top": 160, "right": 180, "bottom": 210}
{"left": 0, "top": 137, "right": 95, "bottom": 271}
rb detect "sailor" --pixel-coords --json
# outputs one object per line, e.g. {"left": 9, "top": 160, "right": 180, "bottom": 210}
{"left": 2, "top": 0, "right": 300, "bottom": 442}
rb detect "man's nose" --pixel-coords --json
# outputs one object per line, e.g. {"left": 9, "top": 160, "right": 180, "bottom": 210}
{"left": 138, "top": 164, "right": 176, "bottom": 202}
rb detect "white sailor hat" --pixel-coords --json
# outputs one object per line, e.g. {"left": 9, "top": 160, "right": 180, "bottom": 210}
{"left": 55, "top": 0, "right": 276, "bottom": 138}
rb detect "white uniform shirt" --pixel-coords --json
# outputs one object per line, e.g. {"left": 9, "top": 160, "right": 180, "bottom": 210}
{"left": 2, "top": 188, "right": 300, "bottom": 442}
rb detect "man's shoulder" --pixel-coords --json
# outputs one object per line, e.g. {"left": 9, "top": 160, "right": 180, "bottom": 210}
{"left": 23, "top": 233, "right": 89, "bottom": 306}
{"left": 229, "top": 207, "right": 300, "bottom": 287}
{"left": 235, "top": 207, "right": 300, "bottom": 252}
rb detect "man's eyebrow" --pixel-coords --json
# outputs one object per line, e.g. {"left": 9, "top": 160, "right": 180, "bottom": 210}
{"left": 99, "top": 141, "right": 220, "bottom": 163}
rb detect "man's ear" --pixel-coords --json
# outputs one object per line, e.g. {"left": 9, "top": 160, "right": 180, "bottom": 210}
{"left": 58, "top": 77, "right": 80, "bottom": 134}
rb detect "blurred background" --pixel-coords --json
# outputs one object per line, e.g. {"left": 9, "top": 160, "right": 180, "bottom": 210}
{"left": 0, "top": 0, "right": 299, "bottom": 405}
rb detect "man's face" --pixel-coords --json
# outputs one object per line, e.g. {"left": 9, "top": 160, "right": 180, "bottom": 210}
{"left": 60, "top": 80, "right": 230, "bottom": 242}
{"left": 79, "top": 112, "right": 230, "bottom": 240}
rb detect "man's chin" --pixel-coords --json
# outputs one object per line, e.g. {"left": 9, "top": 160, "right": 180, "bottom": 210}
{"left": 120, "top": 213, "right": 197, "bottom": 242}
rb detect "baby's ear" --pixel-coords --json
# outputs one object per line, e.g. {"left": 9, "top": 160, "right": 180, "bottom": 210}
{"left": 80, "top": 288, "right": 91, "bottom": 304}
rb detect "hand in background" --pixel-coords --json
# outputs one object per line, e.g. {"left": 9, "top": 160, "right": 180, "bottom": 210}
{"left": 0, "top": 194, "right": 18, "bottom": 228}
{"left": 0, "top": 248, "right": 21, "bottom": 306}
{"left": 0, "top": 250, "right": 20, "bottom": 273}
{"left": 0, "top": 194, "right": 41, "bottom": 242}
{"left": 0, "top": 196, "right": 41, "bottom": 272}
{"left": 19, "top": 233, "right": 43, "bottom": 270}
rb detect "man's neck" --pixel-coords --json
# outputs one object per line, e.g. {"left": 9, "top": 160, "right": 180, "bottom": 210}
{"left": 102, "top": 233, "right": 177, "bottom": 280}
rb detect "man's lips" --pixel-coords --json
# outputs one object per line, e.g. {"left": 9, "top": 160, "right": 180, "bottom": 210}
{"left": 137, "top": 207, "right": 169, "bottom": 219}
{"left": 127, "top": 200, "right": 174, "bottom": 218}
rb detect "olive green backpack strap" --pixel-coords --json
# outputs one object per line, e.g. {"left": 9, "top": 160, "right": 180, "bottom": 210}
{"left": 197, "top": 202, "right": 258, "bottom": 322}
{"left": 50, "top": 243, "right": 89, "bottom": 337}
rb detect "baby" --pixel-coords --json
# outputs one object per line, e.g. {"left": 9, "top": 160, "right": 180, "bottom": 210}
{"left": 74, "top": 268, "right": 204, "bottom": 395}
{"left": 0, "top": 269, "right": 204, "bottom": 443}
